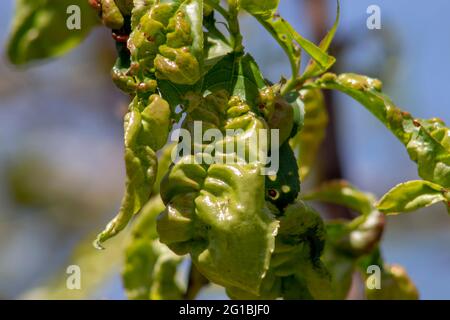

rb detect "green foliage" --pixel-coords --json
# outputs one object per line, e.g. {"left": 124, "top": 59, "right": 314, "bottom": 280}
{"left": 310, "top": 72, "right": 450, "bottom": 214}
{"left": 7, "top": 0, "right": 98, "bottom": 65}
{"left": 7, "top": 0, "right": 449, "bottom": 300}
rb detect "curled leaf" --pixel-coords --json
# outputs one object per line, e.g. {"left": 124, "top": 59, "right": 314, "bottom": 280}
{"left": 157, "top": 92, "right": 278, "bottom": 294}
{"left": 95, "top": 95, "right": 171, "bottom": 248}
{"left": 377, "top": 180, "right": 450, "bottom": 214}
{"left": 226, "top": 201, "right": 332, "bottom": 300}
{"left": 290, "top": 88, "right": 328, "bottom": 180}
{"left": 312, "top": 73, "right": 450, "bottom": 190}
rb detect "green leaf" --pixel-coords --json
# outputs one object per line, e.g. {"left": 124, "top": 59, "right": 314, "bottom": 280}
{"left": 256, "top": 15, "right": 335, "bottom": 79}
{"left": 201, "top": 53, "right": 268, "bottom": 108}
{"left": 302, "top": 180, "right": 374, "bottom": 216}
{"left": 226, "top": 201, "right": 333, "bottom": 300}
{"left": 312, "top": 73, "right": 450, "bottom": 189}
{"left": 240, "top": 0, "right": 280, "bottom": 19}
{"left": 157, "top": 92, "right": 278, "bottom": 295}
{"left": 377, "top": 180, "right": 450, "bottom": 214}
{"left": 301, "top": 0, "right": 340, "bottom": 81}
{"left": 123, "top": 196, "right": 184, "bottom": 300}
{"left": 7, "top": 0, "right": 98, "bottom": 65}
{"left": 203, "top": 12, "right": 233, "bottom": 72}
{"left": 290, "top": 88, "right": 328, "bottom": 180}
{"left": 253, "top": 15, "right": 301, "bottom": 80}
{"left": 94, "top": 95, "right": 171, "bottom": 248}
{"left": 128, "top": 0, "right": 205, "bottom": 85}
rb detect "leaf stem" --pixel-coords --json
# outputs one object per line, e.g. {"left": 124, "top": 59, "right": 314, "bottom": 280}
{"left": 204, "top": 0, "right": 229, "bottom": 21}
{"left": 227, "top": 0, "right": 244, "bottom": 52}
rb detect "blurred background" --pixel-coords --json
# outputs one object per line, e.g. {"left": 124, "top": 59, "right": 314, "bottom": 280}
{"left": 0, "top": 0, "right": 449, "bottom": 299}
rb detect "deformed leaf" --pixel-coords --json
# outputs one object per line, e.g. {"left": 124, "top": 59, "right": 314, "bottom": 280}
{"left": 290, "top": 88, "right": 328, "bottom": 180}
{"left": 95, "top": 95, "right": 171, "bottom": 248}
{"left": 157, "top": 92, "right": 278, "bottom": 295}
{"left": 377, "top": 180, "right": 450, "bottom": 214}
{"left": 226, "top": 201, "right": 333, "bottom": 300}
{"left": 312, "top": 73, "right": 450, "bottom": 190}
{"left": 7, "top": 0, "right": 98, "bottom": 65}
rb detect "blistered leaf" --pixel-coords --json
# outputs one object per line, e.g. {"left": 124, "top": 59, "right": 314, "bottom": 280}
{"left": 290, "top": 88, "right": 328, "bottom": 180}
{"left": 128, "top": 0, "right": 204, "bottom": 85}
{"left": 377, "top": 180, "right": 450, "bottom": 214}
{"left": 157, "top": 92, "right": 278, "bottom": 295}
{"left": 95, "top": 95, "right": 171, "bottom": 248}
{"left": 158, "top": 157, "right": 278, "bottom": 294}
{"left": 7, "top": 0, "right": 98, "bottom": 65}
{"left": 226, "top": 201, "right": 333, "bottom": 300}
{"left": 312, "top": 73, "right": 450, "bottom": 190}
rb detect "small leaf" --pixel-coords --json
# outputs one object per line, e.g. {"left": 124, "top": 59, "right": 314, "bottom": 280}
{"left": 301, "top": 0, "right": 340, "bottom": 80}
{"left": 240, "top": 0, "right": 280, "bottom": 20}
{"left": 377, "top": 180, "right": 450, "bottom": 214}
{"left": 7, "top": 0, "right": 98, "bottom": 65}
{"left": 290, "top": 88, "right": 328, "bottom": 180}
{"left": 303, "top": 180, "right": 374, "bottom": 216}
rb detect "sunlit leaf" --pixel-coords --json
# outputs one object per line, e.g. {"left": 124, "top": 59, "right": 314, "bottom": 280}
{"left": 7, "top": 0, "right": 98, "bottom": 65}
{"left": 377, "top": 180, "right": 450, "bottom": 214}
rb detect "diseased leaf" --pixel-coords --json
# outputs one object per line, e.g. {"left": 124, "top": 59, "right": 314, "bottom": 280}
{"left": 7, "top": 0, "right": 98, "bottom": 65}
{"left": 95, "top": 95, "right": 171, "bottom": 248}
{"left": 377, "top": 180, "right": 450, "bottom": 214}
{"left": 226, "top": 201, "right": 333, "bottom": 300}
{"left": 290, "top": 88, "right": 328, "bottom": 180}
{"left": 128, "top": 0, "right": 204, "bottom": 85}
{"left": 157, "top": 92, "right": 278, "bottom": 295}
{"left": 312, "top": 73, "right": 450, "bottom": 190}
